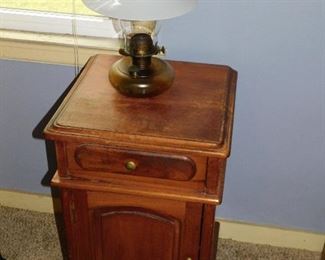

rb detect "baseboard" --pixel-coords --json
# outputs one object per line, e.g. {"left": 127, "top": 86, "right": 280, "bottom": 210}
{"left": 0, "top": 189, "right": 324, "bottom": 252}
{"left": 0, "top": 189, "right": 54, "bottom": 213}
{"left": 217, "top": 218, "right": 324, "bottom": 253}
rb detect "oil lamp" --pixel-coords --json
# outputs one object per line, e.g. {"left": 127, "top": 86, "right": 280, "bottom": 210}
{"left": 82, "top": 0, "right": 197, "bottom": 97}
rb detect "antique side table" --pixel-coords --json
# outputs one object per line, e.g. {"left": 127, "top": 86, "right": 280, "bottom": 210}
{"left": 44, "top": 54, "right": 237, "bottom": 260}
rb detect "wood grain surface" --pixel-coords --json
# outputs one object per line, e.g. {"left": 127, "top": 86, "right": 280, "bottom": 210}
{"left": 44, "top": 54, "right": 237, "bottom": 157}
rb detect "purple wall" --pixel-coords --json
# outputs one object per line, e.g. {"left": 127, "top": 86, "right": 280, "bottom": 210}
{"left": 161, "top": 1, "right": 325, "bottom": 232}
{"left": 0, "top": 60, "right": 75, "bottom": 193}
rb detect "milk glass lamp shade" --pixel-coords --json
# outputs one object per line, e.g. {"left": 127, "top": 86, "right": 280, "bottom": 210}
{"left": 82, "top": 0, "right": 197, "bottom": 21}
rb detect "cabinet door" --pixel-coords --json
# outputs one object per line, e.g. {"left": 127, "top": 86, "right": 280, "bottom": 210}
{"left": 92, "top": 207, "right": 179, "bottom": 260}
{"left": 87, "top": 191, "right": 202, "bottom": 260}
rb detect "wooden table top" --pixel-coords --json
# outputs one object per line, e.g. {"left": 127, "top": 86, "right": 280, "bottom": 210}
{"left": 45, "top": 54, "right": 237, "bottom": 157}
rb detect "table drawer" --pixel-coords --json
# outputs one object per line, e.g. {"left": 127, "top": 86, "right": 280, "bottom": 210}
{"left": 68, "top": 144, "right": 197, "bottom": 181}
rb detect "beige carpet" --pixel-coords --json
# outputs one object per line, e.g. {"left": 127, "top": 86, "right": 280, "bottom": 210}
{"left": 0, "top": 206, "right": 321, "bottom": 260}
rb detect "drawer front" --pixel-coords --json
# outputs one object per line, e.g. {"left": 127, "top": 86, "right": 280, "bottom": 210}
{"left": 72, "top": 144, "right": 196, "bottom": 181}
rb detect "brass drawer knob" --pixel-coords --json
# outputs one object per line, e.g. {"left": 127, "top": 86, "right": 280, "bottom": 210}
{"left": 125, "top": 160, "right": 137, "bottom": 171}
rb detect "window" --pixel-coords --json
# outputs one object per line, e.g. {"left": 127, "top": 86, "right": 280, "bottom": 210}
{"left": 0, "top": 1, "right": 91, "bottom": 15}
{"left": 0, "top": 1, "right": 119, "bottom": 64}
{"left": 0, "top": 1, "right": 117, "bottom": 38}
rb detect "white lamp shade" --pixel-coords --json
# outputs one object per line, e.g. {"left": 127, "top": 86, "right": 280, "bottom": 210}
{"left": 82, "top": 0, "right": 197, "bottom": 21}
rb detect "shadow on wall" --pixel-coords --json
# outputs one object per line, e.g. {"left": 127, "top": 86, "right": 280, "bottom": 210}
{"left": 31, "top": 66, "right": 85, "bottom": 187}
{"left": 30, "top": 64, "right": 90, "bottom": 259}
{"left": 30, "top": 62, "right": 93, "bottom": 259}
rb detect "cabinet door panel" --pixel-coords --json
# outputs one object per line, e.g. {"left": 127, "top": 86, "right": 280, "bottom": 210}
{"left": 92, "top": 207, "right": 180, "bottom": 260}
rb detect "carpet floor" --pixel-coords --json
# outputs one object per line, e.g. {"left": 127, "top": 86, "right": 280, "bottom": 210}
{"left": 0, "top": 206, "right": 321, "bottom": 260}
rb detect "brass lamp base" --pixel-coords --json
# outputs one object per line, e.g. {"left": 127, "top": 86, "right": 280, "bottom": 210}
{"left": 109, "top": 57, "right": 174, "bottom": 98}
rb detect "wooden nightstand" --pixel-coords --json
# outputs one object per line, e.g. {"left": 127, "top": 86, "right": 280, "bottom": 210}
{"left": 44, "top": 54, "right": 237, "bottom": 260}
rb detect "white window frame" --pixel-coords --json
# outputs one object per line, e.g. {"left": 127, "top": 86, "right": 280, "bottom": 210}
{"left": 0, "top": 8, "right": 118, "bottom": 38}
{"left": 0, "top": 7, "right": 120, "bottom": 65}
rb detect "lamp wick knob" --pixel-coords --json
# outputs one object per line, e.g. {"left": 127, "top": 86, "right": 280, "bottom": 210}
{"left": 158, "top": 46, "right": 166, "bottom": 55}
